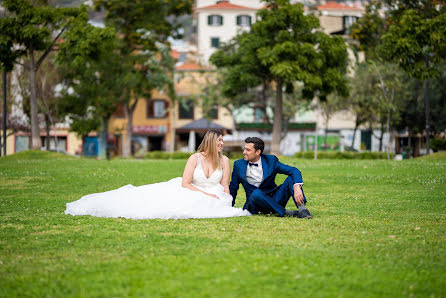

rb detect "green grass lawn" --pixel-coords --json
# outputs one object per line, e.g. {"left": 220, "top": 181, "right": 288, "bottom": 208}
{"left": 0, "top": 151, "right": 445, "bottom": 297}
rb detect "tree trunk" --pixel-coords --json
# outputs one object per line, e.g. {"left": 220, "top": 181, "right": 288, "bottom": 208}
{"left": 29, "top": 49, "right": 41, "bottom": 150}
{"left": 122, "top": 101, "right": 137, "bottom": 157}
{"left": 45, "top": 113, "right": 50, "bottom": 150}
{"left": 2, "top": 70, "right": 6, "bottom": 156}
{"left": 351, "top": 117, "right": 359, "bottom": 149}
{"left": 98, "top": 117, "right": 108, "bottom": 160}
{"left": 271, "top": 79, "right": 283, "bottom": 155}
{"left": 424, "top": 54, "right": 430, "bottom": 155}
{"left": 324, "top": 117, "right": 329, "bottom": 149}
{"left": 170, "top": 102, "right": 176, "bottom": 153}
{"left": 386, "top": 107, "right": 391, "bottom": 160}
{"left": 81, "top": 135, "right": 86, "bottom": 156}
{"left": 379, "top": 122, "right": 384, "bottom": 152}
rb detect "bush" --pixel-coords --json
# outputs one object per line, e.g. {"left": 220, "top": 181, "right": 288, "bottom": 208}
{"left": 171, "top": 152, "right": 193, "bottom": 159}
{"left": 145, "top": 151, "right": 170, "bottom": 159}
{"left": 293, "top": 151, "right": 393, "bottom": 160}
{"left": 145, "top": 151, "right": 193, "bottom": 160}
{"left": 431, "top": 138, "right": 446, "bottom": 152}
{"left": 227, "top": 152, "right": 244, "bottom": 160}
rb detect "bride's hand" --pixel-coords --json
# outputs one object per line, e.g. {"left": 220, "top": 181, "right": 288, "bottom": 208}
{"left": 207, "top": 193, "right": 219, "bottom": 199}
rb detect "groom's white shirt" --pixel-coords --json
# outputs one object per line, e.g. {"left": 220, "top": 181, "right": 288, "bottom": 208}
{"left": 246, "top": 156, "right": 304, "bottom": 189}
{"left": 246, "top": 157, "right": 263, "bottom": 187}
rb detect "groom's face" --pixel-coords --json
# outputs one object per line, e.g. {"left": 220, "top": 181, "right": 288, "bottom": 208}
{"left": 243, "top": 143, "right": 261, "bottom": 162}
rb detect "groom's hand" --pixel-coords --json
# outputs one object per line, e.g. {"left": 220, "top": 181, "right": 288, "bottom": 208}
{"left": 293, "top": 184, "right": 304, "bottom": 206}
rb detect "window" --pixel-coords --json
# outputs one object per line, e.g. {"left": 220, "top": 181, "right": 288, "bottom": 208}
{"left": 41, "top": 136, "right": 67, "bottom": 152}
{"left": 211, "top": 37, "right": 220, "bottom": 48}
{"left": 179, "top": 100, "right": 194, "bottom": 119}
{"left": 236, "top": 15, "right": 252, "bottom": 27}
{"left": 254, "top": 106, "right": 266, "bottom": 123}
{"left": 208, "top": 14, "right": 223, "bottom": 26}
{"left": 113, "top": 104, "right": 125, "bottom": 118}
{"left": 147, "top": 99, "right": 168, "bottom": 118}
{"left": 207, "top": 105, "right": 218, "bottom": 119}
{"left": 343, "top": 16, "right": 358, "bottom": 28}
{"left": 15, "top": 136, "right": 29, "bottom": 153}
{"left": 178, "top": 53, "right": 187, "bottom": 63}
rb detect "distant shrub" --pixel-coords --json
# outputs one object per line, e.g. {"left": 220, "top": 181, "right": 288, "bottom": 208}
{"left": 145, "top": 151, "right": 170, "bottom": 159}
{"left": 293, "top": 151, "right": 393, "bottom": 160}
{"left": 431, "top": 138, "right": 446, "bottom": 152}
{"left": 171, "top": 152, "right": 193, "bottom": 159}
{"left": 227, "top": 152, "right": 244, "bottom": 160}
{"left": 145, "top": 151, "right": 193, "bottom": 160}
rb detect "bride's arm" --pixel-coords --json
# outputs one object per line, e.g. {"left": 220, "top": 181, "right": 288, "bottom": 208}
{"left": 221, "top": 155, "right": 231, "bottom": 194}
{"left": 182, "top": 154, "right": 219, "bottom": 199}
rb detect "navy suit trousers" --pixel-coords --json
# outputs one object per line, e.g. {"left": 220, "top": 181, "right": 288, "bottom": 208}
{"left": 247, "top": 176, "right": 307, "bottom": 216}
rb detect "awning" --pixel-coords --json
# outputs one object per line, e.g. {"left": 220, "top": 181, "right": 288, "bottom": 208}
{"left": 176, "top": 118, "right": 231, "bottom": 133}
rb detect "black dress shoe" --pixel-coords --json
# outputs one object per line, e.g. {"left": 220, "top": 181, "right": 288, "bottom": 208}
{"left": 298, "top": 209, "right": 313, "bottom": 219}
{"left": 284, "top": 210, "right": 300, "bottom": 217}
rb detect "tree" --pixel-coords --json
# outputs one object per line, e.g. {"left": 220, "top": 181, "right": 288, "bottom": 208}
{"left": 56, "top": 20, "right": 127, "bottom": 159}
{"left": 350, "top": 0, "right": 387, "bottom": 61}
{"left": 17, "top": 53, "right": 63, "bottom": 151}
{"left": 396, "top": 62, "right": 446, "bottom": 144}
{"left": 93, "top": 0, "right": 192, "bottom": 157}
{"left": 347, "top": 61, "right": 409, "bottom": 153}
{"left": 211, "top": 0, "right": 349, "bottom": 155}
{"left": 0, "top": 0, "right": 83, "bottom": 150}
{"left": 347, "top": 63, "right": 376, "bottom": 150}
{"left": 370, "top": 61, "right": 410, "bottom": 156}
{"left": 378, "top": 4, "right": 446, "bottom": 154}
{"left": 318, "top": 93, "right": 348, "bottom": 148}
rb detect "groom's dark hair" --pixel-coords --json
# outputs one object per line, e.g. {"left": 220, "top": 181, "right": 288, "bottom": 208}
{"left": 245, "top": 137, "right": 264, "bottom": 154}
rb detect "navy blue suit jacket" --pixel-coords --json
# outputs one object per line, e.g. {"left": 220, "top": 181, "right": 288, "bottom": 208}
{"left": 229, "top": 154, "right": 303, "bottom": 208}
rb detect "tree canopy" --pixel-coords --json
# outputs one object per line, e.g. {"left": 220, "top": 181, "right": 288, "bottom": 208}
{"left": 211, "top": 0, "right": 349, "bottom": 154}
{"left": 93, "top": 0, "right": 192, "bottom": 156}
{"left": 0, "top": 0, "right": 84, "bottom": 149}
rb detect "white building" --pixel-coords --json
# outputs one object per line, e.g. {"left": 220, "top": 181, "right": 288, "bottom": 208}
{"left": 194, "top": 1, "right": 391, "bottom": 154}
{"left": 196, "top": 0, "right": 261, "bottom": 63}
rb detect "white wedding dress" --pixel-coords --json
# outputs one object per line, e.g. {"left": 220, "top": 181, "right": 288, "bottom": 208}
{"left": 65, "top": 154, "right": 251, "bottom": 219}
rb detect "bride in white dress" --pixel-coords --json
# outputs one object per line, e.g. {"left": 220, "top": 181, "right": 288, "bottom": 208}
{"left": 65, "top": 130, "right": 251, "bottom": 219}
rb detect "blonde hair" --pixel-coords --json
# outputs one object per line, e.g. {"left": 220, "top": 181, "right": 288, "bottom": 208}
{"left": 197, "top": 130, "right": 223, "bottom": 170}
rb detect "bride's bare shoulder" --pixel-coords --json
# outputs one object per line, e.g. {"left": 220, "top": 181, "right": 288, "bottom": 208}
{"left": 221, "top": 155, "right": 230, "bottom": 164}
{"left": 186, "top": 153, "right": 199, "bottom": 163}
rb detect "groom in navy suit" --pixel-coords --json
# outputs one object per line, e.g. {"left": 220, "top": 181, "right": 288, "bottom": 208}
{"left": 229, "top": 137, "right": 312, "bottom": 218}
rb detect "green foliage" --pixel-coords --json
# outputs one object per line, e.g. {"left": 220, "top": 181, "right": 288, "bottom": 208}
{"left": 227, "top": 152, "right": 245, "bottom": 160}
{"left": 56, "top": 21, "right": 126, "bottom": 138}
{"left": 293, "top": 151, "right": 394, "bottom": 160}
{"left": 350, "top": 1, "right": 387, "bottom": 61}
{"left": 0, "top": 0, "right": 85, "bottom": 71}
{"left": 416, "top": 150, "right": 446, "bottom": 160}
{"left": 94, "top": 0, "right": 192, "bottom": 52}
{"left": 145, "top": 151, "right": 193, "bottom": 160}
{"left": 211, "top": 0, "right": 349, "bottom": 154}
{"left": 394, "top": 62, "right": 446, "bottom": 135}
{"left": 93, "top": 0, "right": 192, "bottom": 156}
{"left": 0, "top": 151, "right": 445, "bottom": 296}
{"left": 379, "top": 8, "right": 446, "bottom": 80}
{"left": 431, "top": 138, "right": 446, "bottom": 152}
{"left": 0, "top": 0, "right": 85, "bottom": 149}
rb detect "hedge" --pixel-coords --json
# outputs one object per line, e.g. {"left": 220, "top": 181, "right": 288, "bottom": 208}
{"left": 293, "top": 151, "right": 394, "bottom": 159}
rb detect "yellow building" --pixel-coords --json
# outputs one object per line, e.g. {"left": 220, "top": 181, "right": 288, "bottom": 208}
{"left": 106, "top": 61, "right": 233, "bottom": 156}
{"left": 3, "top": 127, "right": 83, "bottom": 156}
{"left": 108, "top": 89, "right": 172, "bottom": 157}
